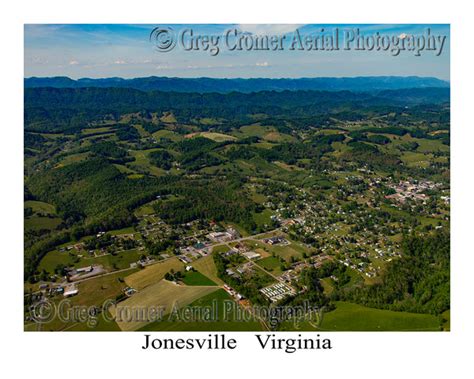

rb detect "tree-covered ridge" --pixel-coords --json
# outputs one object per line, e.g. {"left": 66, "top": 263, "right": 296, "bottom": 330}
{"left": 339, "top": 231, "right": 449, "bottom": 315}
{"left": 25, "top": 87, "right": 449, "bottom": 133}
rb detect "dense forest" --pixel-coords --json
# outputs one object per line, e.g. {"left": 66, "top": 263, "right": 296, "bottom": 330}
{"left": 338, "top": 231, "right": 450, "bottom": 315}
{"left": 24, "top": 87, "right": 450, "bottom": 133}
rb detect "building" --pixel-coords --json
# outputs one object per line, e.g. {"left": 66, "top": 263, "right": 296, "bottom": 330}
{"left": 242, "top": 251, "right": 261, "bottom": 260}
{"left": 63, "top": 284, "right": 78, "bottom": 297}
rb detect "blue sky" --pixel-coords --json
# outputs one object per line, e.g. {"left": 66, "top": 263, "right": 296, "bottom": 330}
{"left": 24, "top": 24, "right": 450, "bottom": 80}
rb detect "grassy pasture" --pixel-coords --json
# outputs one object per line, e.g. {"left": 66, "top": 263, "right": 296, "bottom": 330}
{"left": 211, "top": 245, "right": 231, "bottom": 254}
{"left": 70, "top": 270, "right": 138, "bottom": 307}
{"left": 25, "top": 200, "right": 56, "bottom": 215}
{"left": 319, "top": 301, "right": 441, "bottom": 331}
{"left": 81, "top": 126, "right": 114, "bottom": 135}
{"left": 182, "top": 270, "right": 217, "bottom": 286}
{"left": 252, "top": 209, "right": 274, "bottom": 228}
{"left": 189, "top": 132, "right": 237, "bottom": 142}
{"left": 25, "top": 216, "right": 62, "bottom": 232}
{"left": 124, "top": 257, "right": 184, "bottom": 290}
{"left": 140, "top": 289, "right": 265, "bottom": 331}
{"left": 38, "top": 250, "right": 77, "bottom": 272}
{"left": 255, "top": 256, "right": 283, "bottom": 275}
{"left": 270, "top": 244, "right": 304, "bottom": 262}
{"left": 192, "top": 255, "right": 224, "bottom": 285}
{"left": 263, "top": 131, "right": 295, "bottom": 142}
{"left": 152, "top": 129, "right": 183, "bottom": 142}
{"left": 82, "top": 249, "right": 142, "bottom": 271}
{"left": 128, "top": 149, "right": 166, "bottom": 176}
{"left": 111, "top": 280, "right": 218, "bottom": 330}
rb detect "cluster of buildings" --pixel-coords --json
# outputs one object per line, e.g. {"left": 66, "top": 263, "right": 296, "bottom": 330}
{"left": 385, "top": 180, "right": 440, "bottom": 204}
{"left": 67, "top": 265, "right": 105, "bottom": 281}
{"left": 206, "top": 228, "right": 240, "bottom": 243}
{"left": 260, "top": 282, "right": 295, "bottom": 303}
{"left": 223, "top": 284, "right": 244, "bottom": 301}
{"left": 263, "top": 236, "right": 288, "bottom": 245}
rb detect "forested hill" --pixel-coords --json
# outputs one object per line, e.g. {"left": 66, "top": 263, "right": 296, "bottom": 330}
{"left": 24, "top": 86, "right": 450, "bottom": 133}
{"left": 25, "top": 87, "right": 449, "bottom": 114}
{"left": 24, "top": 76, "right": 449, "bottom": 93}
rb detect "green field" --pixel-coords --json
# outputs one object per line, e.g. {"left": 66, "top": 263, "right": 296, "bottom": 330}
{"left": 255, "top": 256, "right": 283, "bottom": 275}
{"left": 124, "top": 257, "right": 184, "bottom": 290}
{"left": 111, "top": 279, "right": 218, "bottom": 330}
{"left": 24, "top": 200, "right": 56, "bottom": 214}
{"left": 192, "top": 255, "right": 225, "bottom": 285}
{"left": 191, "top": 131, "right": 237, "bottom": 142}
{"left": 252, "top": 209, "right": 274, "bottom": 228}
{"left": 182, "top": 270, "right": 217, "bottom": 286}
{"left": 271, "top": 244, "right": 304, "bottom": 262}
{"left": 140, "top": 289, "right": 265, "bottom": 331}
{"left": 25, "top": 216, "right": 62, "bottom": 231}
{"left": 152, "top": 129, "right": 183, "bottom": 142}
{"left": 319, "top": 301, "right": 442, "bottom": 331}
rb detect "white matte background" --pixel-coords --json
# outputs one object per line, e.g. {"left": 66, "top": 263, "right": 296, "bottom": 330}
{"left": 0, "top": 1, "right": 472, "bottom": 378}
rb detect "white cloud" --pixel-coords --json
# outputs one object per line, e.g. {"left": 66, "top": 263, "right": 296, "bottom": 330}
{"left": 155, "top": 64, "right": 172, "bottom": 70}
{"left": 256, "top": 61, "right": 269, "bottom": 67}
{"left": 114, "top": 60, "right": 127, "bottom": 65}
{"left": 69, "top": 60, "right": 79, "bottom": 65}
{"left": 237, "top": 24, "right": 304, "bottom": 36}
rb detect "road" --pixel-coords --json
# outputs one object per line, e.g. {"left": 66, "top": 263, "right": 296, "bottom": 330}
{"left": 48, "top": 227, "right": 283, "bottom": 288}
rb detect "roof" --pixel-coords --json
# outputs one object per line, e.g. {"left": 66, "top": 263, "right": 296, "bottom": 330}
{"left": 243, "top": 251, "right": 261, "bottom": 259}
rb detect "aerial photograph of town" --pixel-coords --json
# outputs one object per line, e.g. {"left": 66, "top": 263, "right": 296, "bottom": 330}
{"left": 24, "top": 24, "right": 450, "bottom": 332}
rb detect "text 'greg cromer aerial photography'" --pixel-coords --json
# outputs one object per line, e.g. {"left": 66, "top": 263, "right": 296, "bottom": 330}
{"left": 24, "top": 24, "right": 450, "bottom": 333}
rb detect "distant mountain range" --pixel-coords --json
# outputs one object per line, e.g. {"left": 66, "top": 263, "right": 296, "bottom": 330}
{"left": 24, "top": 76, "right": 449, "bottom": 93}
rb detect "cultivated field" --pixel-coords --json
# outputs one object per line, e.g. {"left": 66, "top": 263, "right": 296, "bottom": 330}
{"left": 111, "top": 280, "right": 218, "bottom": 331}
{"left": 140, "top": 289, "right": 266, "bottom": 331}
{"left": 124, "top": 257, "right": 184, "bottom": 290}
{"left": 192, "top": 255, "right": 224, "bottom": 285}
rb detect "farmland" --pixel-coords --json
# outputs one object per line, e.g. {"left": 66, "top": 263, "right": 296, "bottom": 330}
{"left": 111, "top": 280, "right": 218, "bottom": 331}
{"left": 319, "top": 302, "right": 441, "bottom": 331}
{"left": 124, "top": 258, "right": 184, "bottom": 290}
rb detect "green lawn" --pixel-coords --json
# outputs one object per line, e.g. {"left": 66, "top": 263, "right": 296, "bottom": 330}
{"left": 255, "top": 256, "right": 283, "bottom": 275}
{"left": 271, "top": 244, "right": 304, "bottom": 262}
{"left": 252, "top": 209, "right": 274, "bottom": 228}
{"left": 39, "top": 250, "right": 77, "bottom": 273}
{"left": 182, "top": 270, "right": 217, "bottom": 286}
{"left": 319, "top": 301, "right": 442, "bottom": 331}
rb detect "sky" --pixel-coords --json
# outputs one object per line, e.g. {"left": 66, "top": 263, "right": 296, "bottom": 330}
{"left": 24, "top": 24, "right": 450, "bottom": 80}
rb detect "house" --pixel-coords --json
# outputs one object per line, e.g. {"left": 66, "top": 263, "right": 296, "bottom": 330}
{"left": 264, "top": 236, "right": 286, "bottom": 245}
